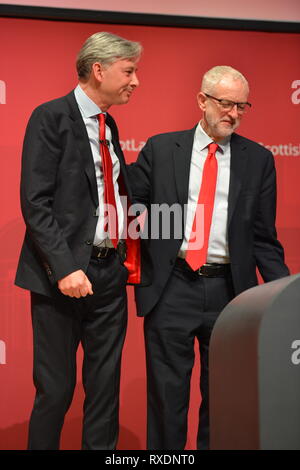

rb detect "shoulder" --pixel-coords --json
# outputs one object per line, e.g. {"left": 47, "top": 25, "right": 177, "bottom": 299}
{"left": 231, "top": 133, "right": 274, "bottom": 168}
{"left": 146, "top": 127, "right": 196, "bottom": 147}
{"left": 24, "top": 92, "right": 79, "bottom": 141}
{"left": 232, "top": 133, "right": 272, "bottom": 157}
{"left": 29, "top": 91, "right": 76, "bottom": 120}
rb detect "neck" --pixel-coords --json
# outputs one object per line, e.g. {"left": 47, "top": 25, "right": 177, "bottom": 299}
{"left": 78, "top": 81, "right": 110, "bottom": 112}
{"left": 200, "top": 119, "right": 220, "bottom": 143}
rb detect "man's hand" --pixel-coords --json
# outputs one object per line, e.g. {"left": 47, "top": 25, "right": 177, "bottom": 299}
{"left": 57, "top": 270, "right": 93, "bottom": 298}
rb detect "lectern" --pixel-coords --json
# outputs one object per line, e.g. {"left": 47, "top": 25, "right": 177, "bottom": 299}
{"left": 210, "top": 274, "right": 300, "bottom": 450}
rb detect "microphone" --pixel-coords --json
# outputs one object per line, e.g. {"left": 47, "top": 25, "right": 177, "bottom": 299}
{"left": 100, "top": 139, "right": 110, "bottom": 147}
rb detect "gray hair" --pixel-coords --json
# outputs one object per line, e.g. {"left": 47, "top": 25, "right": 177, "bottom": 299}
{"left": 201, "top": 65, "right": 249, "bottom": 94}
{"left": 76, "top": 31, "right": 142, "bottom": 79}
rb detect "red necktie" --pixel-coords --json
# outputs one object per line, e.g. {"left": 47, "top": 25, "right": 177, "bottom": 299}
{"left": 185, "top": 142, "right": 218, "bottom": 270}
{"left": 98, "top": 113, "right": 119, "bottom": 248}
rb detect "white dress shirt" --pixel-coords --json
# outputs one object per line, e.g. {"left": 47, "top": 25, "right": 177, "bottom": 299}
{"left": 74, "top": 84, "right": 124, "bottom": 246}
{"left": 179, "top": 121, "right": 231, "bottom": 264}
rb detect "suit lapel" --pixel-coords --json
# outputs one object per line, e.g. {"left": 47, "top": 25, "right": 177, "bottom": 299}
{"left": 172, "top": 127, "right": 196, "bottom": 206}
{"left": 66, "top": 92, "right": 99, "bottom": 207}
{"left": 106, "top": 113, "right": 132, "bottom": 197}
{"left": 228, "top": 133, "right": 249, "bottom": 227}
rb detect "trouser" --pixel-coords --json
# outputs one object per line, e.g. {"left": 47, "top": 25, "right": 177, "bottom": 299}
{"left": 144, "top": 261, "right": 234, "bottom": 450}
{"left": 28, "top": 252, "right": 128, "bottom": 450}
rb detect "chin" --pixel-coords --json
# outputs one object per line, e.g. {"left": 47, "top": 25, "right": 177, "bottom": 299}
{"left": 114, "top": 98, "right": 129, "bottom": 106}
{"left": 218, "top": 126, "right": 234, "bottom": 138}
{"left": 121, "top": 95, "right": 130, "bottom": 103}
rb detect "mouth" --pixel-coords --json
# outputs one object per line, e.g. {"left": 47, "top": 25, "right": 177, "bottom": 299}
{"left": 221, "top": 120, "right": 234, "bottom": 127}
{"left": 120, "top": 88, "right": 133, "bottom": 98}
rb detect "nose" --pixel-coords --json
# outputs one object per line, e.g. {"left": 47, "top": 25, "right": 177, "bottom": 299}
{"left": 131, "top": 71, "right": 139, "bottom": 88}
{"left": 228, "top": 104, "right": 239, "bottom": 119}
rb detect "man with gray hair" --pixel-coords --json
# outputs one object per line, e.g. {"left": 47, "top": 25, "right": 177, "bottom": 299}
{"left": 15, "top": 31, "right": 148, "bottom": 449}
{"left": 129, "top": 65, "right": 289, "bottom": 449}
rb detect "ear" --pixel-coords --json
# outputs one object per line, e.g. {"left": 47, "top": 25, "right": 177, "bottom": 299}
{"left": 91, "top": 62, "right": 105, "bottom": 83}
{"left": 197, "top": 91, "right": 207, "bottom": 112}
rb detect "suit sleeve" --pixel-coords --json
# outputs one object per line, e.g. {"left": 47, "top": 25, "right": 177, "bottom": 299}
{"left": 253, "top": 151, "right": 289, "bottom": 281}
{"left": 20, "top": 105, "right": 79, "bottom": 283}
{"left": 127, "top": 138, "right": 153, "bottom": 208}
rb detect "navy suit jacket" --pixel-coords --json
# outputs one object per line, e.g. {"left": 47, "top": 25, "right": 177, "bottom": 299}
{"left": 128, "top": 126, "right": 289, "bottom": 316}
{"left": 15, "top": 90, "right": 151, "bottom": 296}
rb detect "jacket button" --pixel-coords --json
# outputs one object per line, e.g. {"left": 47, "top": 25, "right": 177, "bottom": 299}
{"left": 47, "top": 269, "right": 52, "bottom": 276}
{"left": 86, "top": 240, "right": 92, "bottom": 245}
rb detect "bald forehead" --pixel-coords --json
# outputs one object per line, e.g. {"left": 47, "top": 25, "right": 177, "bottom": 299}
{"left": 212, "top": 75, "right": 249, "bottom": 100}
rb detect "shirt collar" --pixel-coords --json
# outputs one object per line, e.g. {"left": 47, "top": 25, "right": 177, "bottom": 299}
{"left": 195, "top": 121, "right": 231, "bottom": 154}
{"left": 74, "top": 84, "right": 104, "bottom": 118}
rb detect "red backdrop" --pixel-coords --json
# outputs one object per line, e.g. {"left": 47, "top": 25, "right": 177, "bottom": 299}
{"left": 0, "top": 17, "right": 299, "bottom": 450}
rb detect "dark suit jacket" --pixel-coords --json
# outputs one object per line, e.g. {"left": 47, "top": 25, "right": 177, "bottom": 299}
{"left": 15, "top": 90, "right": 150, "bottom": 297}
{"left": 128, "top": 126, "right": 289, "bottom": 316}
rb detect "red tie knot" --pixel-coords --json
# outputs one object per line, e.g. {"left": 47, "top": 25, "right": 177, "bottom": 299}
{"left": 208, "top": 142, "right": 218, "bottom": 155}
{"left": 98, "top": 113, "right": 106, "bottom": 125}
{"left": 98, "top": 113, "right": 106, "bottom": 141}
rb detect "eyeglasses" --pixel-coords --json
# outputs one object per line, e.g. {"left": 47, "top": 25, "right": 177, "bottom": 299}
{"left": 204, "top": 93, "right": 252, "bottom": 114}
